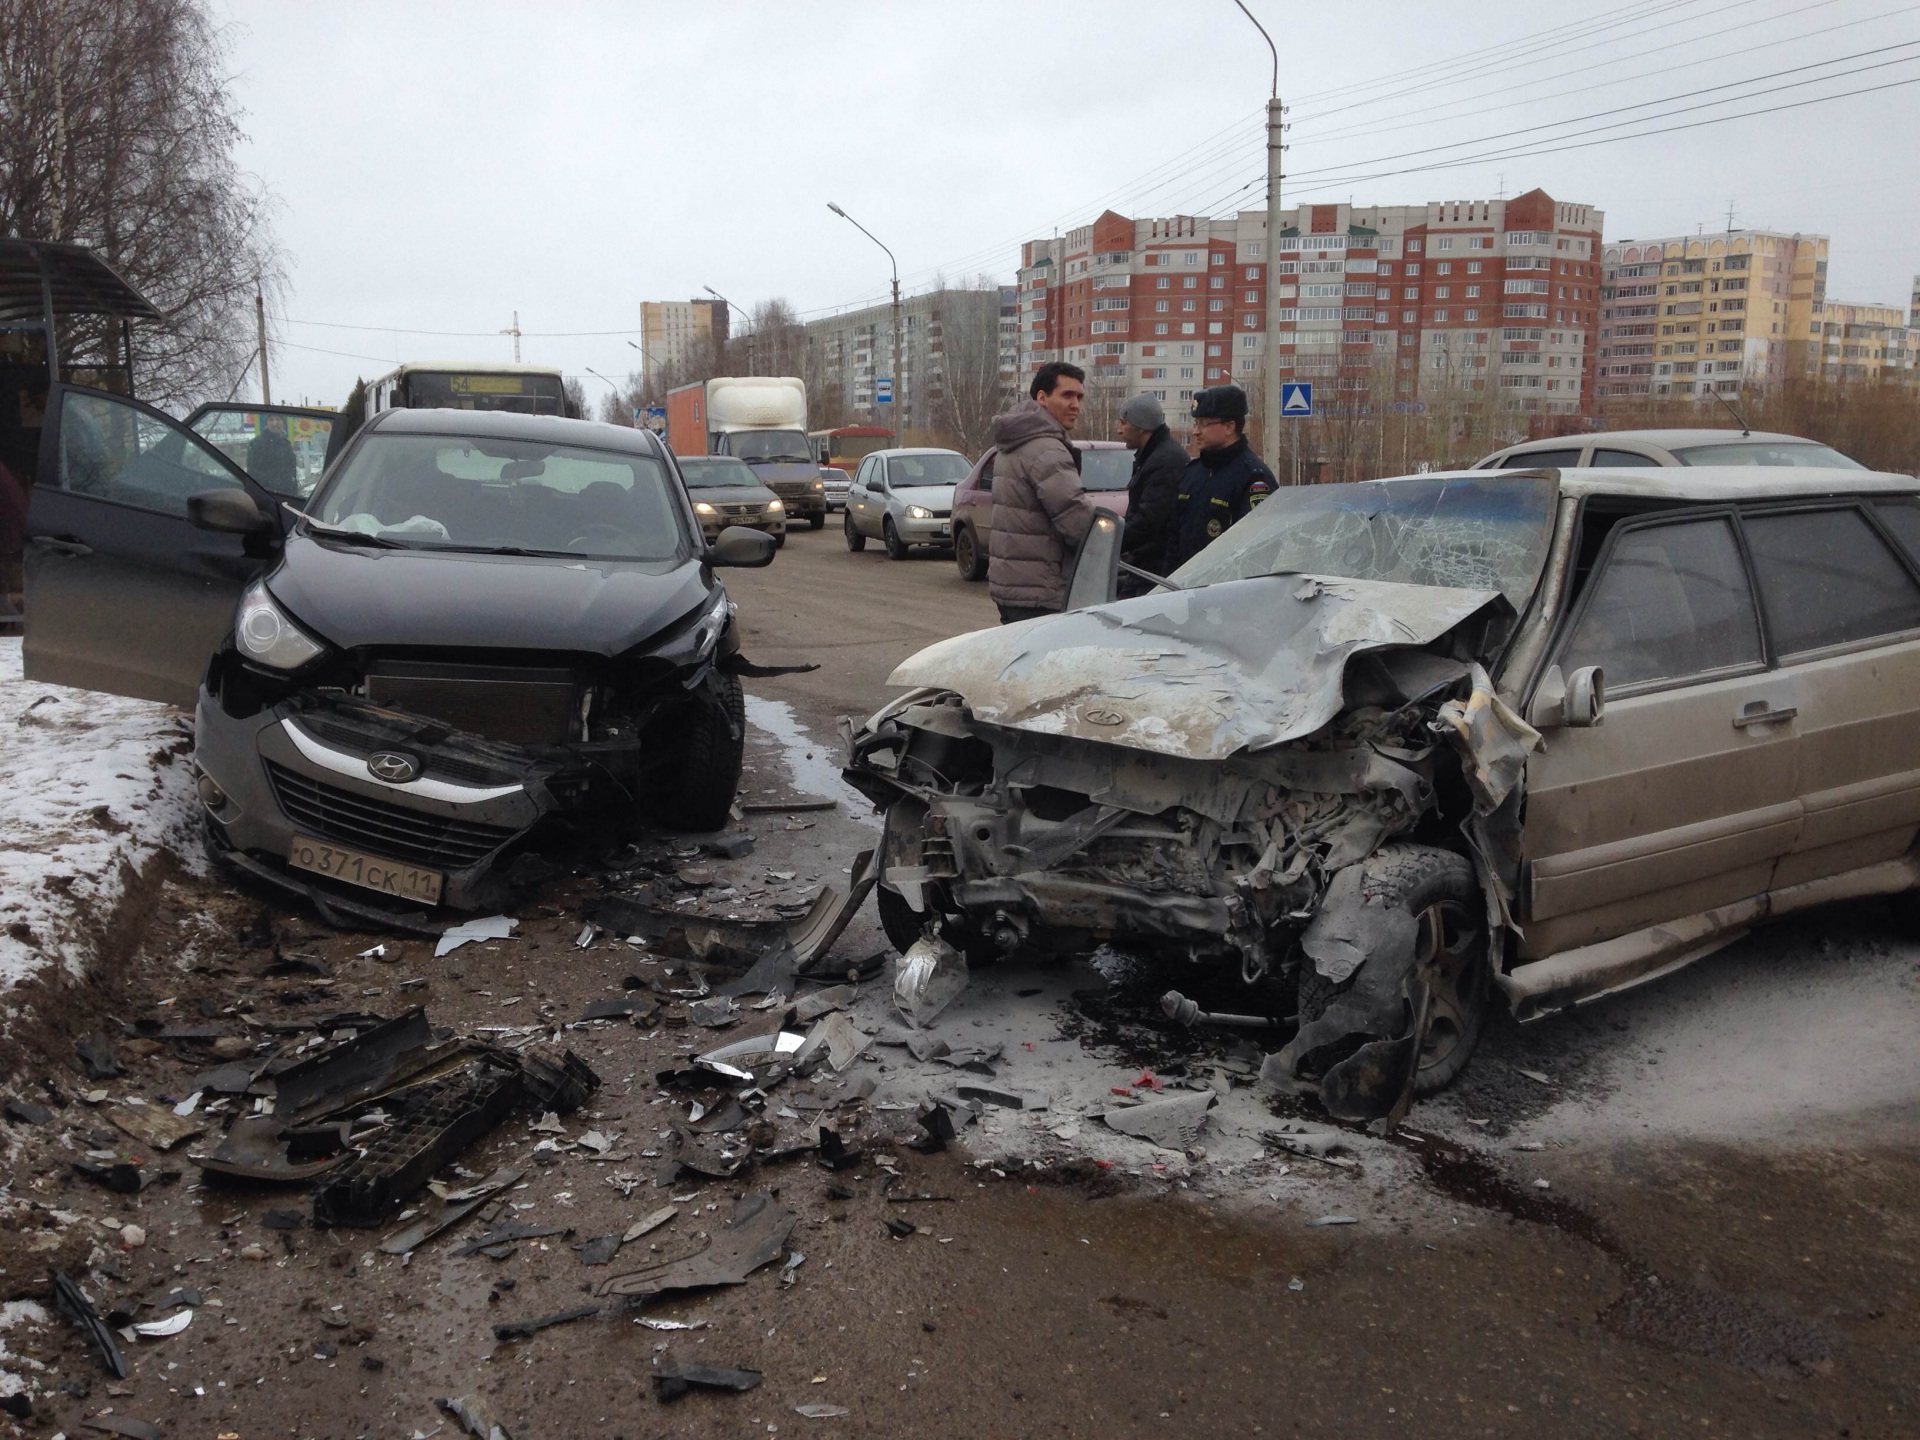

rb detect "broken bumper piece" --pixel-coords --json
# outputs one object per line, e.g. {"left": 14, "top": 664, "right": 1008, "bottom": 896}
{"left": 187, "top": 1006, "right": 601, "bottom": 1226}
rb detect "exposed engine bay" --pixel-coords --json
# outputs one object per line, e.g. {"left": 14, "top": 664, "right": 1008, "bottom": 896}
{"left": 843, "top": 573, "right": 1541, "bottom": 1121}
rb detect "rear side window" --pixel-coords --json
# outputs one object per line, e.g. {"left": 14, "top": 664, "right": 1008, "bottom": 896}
{"left": 1743, "top": 507, "right": 1920, "bottom": 655}
{"left": 1500, "top": 448, "right": 1581, "bottom": 470}
{"left": 1563, "top": 517, "right": 1761, "bottom": 690}
{"left": 1874, "top": 499, "right": 1920, "bottom": 561}
{"left": 1589, "top": 448, "right": 1658, "bottom": 468}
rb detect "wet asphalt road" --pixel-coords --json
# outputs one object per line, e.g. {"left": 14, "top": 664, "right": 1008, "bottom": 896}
{"left": 5, "top": 522, "right": 1916, "bottom": 1439}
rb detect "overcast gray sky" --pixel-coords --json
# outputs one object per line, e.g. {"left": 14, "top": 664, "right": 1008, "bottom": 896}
{"left": 220, "top": 0, "right": 1920, "bottom": 408}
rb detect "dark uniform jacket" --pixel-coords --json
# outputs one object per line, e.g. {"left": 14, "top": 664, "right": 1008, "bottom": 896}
{"left": 1162, "top": 436, "right": 1276, "bottom": 574}
{"left": 1117, "top": 425, "right": 1185, "bottom": 594}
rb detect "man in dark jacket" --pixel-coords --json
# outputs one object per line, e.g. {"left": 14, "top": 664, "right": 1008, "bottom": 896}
{"left": 986, "top": 362, "right": 1094, "bottom": 623}
{"left": 1162, "top": 384, "right": 1276, "bottom": 575}
{"left": 1116, "top": 393, "right": 1184, "bottom": 596}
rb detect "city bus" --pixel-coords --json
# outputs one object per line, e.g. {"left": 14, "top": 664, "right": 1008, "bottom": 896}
{"left": 808, "top": 424, "right": 893, "bottom": 475}
{"left": 369, "top": 362, "right": 576, "bottom": 417}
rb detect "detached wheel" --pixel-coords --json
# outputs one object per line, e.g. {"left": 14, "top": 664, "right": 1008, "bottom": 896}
{"left": 1295, "top": 844, "right": 1490, "bottom": 1098}
{"left": 641, "top": 671, "right": 745, "bottom": 833}
{"left": 883, "top": 519, "right": 910, "bottom": 561}
{"left": 808, "top": 513, "right": 826, "bottom": 531}
{"left": 954, "top": 523, "right": 986, "bottom": 581}
{"left": 844, "top": 511, "right": 866, "bottom": 552}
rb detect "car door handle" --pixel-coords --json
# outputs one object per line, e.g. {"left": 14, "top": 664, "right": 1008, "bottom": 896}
{"left": 29, "top": 535, "right": 92, "bottom": 557}
{"left": 1733, "top": 705, "right": 1797, "bottom": 729}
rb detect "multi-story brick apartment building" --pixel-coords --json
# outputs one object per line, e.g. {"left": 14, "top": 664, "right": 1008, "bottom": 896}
{"left": 1017, "top": 188, "right": 1603, "bottom": 419}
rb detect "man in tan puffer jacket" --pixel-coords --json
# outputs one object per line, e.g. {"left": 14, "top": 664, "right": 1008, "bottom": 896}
{"left": 987, "top": 362, "right": 1095, "bottom": 623}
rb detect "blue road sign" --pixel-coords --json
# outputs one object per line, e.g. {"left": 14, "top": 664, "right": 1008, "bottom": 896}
{"left": 1280, "top": 381, "right": 1314, "bottom": 417}
{"left": 875, "top": 377, "right": 894, "bottom": 404}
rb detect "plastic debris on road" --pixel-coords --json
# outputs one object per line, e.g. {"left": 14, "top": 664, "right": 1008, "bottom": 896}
{"left": 893, "top": 934, "right": 967, "bottom": 1029}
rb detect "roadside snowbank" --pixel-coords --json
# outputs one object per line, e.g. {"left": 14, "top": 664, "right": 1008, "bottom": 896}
{"left": 0, "top": 639, "right": 199, "bottom": 989}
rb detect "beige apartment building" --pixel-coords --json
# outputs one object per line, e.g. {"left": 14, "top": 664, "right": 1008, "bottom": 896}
{"left": 639, "top": 299, "right": 728, "bottom": 385}
{"left": 1601, "top": 232, "right": 1915, "bottom": 398}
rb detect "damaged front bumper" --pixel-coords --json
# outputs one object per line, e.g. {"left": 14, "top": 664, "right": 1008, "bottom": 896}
{"left": 194, "top": 684, "right": 627, "bottom": 921}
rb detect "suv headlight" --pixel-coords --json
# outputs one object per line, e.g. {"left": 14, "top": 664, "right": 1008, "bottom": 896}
{"left": 811, "top": 479, "right": 825, "bottom": 491}
{"left": 235, "top": 581, "right": 326, "bottom": 670}
{"left": 906, "top": 505, "right": 932, "bottom": 520}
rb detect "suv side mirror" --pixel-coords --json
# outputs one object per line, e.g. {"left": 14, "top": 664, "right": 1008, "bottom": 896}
{"left": 1064, "top": 507, "right": 1123, "bottom": 611}
{"left": 709, "top": 525, "right": 777, "bottom": 568}
{"left": 188, "top": 488, "right": 273, "bottom": 535}
{"left": 1528, "top": 663, "right": 1605, "bottom": 729}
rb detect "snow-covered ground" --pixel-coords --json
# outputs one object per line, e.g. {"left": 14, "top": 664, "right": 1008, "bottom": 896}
{"left": 0, "top": 638, "right": 200, "bottom": 989}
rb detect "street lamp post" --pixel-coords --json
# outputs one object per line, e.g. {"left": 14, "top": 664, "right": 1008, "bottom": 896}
{"left": 1233, "top": 1, "right": 1287, "bottom": 480}
{"left": 827, "top": 202, "right": 902, "bottom": 438}
{"left": 703, "top": 286, "right": 754, "bottom": 375}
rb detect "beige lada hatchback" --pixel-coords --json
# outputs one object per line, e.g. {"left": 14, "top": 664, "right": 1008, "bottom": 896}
{"left": 844, "top": 460, "right": 1920, "bottom": 1119}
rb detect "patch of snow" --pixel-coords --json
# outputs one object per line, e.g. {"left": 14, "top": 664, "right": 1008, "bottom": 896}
{"left": 0, "top": 638, "right": 200, "bottom": 988}
{"left": 742, "top": 693, "right": 876, "bottom": 826}
{"left": 0, "top": 1299, "right": 50, "bottom": 1395}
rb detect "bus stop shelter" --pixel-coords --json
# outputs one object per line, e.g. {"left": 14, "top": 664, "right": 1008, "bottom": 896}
{"left": 0, "top": 239, "right": 162, "bottom": 627}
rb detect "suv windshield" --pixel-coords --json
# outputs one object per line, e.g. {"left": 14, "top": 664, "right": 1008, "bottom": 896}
{"left": 1080, "top": 448, "right": 1131, "bottom": 491}
{"left": 1672, "top": 441, "right": 1864, "bottom": 469}
{"left": 312, "top": 433, "right": 687, "bottom": 561}
{"left": 888, "top": 453, "right": 970, "bottom": 486}
{"left": 731, "top": 430, "right": 811, "bottom": 464}
{"left": 680, "top": 458, "right": 761, "bottom": 489}
{"left": 1170, "top": 473, "right": 1557, "bottom": 606}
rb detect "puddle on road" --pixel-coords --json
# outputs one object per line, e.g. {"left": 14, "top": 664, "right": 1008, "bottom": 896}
{"left": 742, "top": 693, "right": 878, "bottom": 825}
{"left": 1396, "top": 1126, "right": 1840, "bottom": 1377}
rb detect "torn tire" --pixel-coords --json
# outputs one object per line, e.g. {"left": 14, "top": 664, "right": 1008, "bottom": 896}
{"left": 1271, "top": 844, "right": 1488, "bottom": 1118}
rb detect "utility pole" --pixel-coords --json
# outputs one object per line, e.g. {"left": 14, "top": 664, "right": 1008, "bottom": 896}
{"left": 1234, "top": 1, "right": 1286, "bottom": 476}
{"left": 828, "top": 203, "right": 902, "bottom": 439}
{"left": 254, "top": 283, "right": 271, "bottom": 403}
{"left": 501, "top": 310, "right": 522, "bottom": 363}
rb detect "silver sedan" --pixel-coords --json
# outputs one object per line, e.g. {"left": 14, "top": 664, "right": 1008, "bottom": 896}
{"left": 841, "top": 448, "right": 972, "bottom": 560}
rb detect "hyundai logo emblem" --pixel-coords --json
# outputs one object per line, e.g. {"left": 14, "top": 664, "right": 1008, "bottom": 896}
{"left": 366, "top": 751, "right": 420, "bottom": 784}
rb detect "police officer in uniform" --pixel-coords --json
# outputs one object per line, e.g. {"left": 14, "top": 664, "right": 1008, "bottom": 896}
{"left": 1161, "top": 384, "right": 1276, "bottom": 574}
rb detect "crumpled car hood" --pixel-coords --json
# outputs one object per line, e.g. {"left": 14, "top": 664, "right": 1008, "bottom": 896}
{"left": 885, "top": 574, "right": 1503, "bottom": 762}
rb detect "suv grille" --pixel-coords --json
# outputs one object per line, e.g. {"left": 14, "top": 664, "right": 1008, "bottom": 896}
{"left": 266, "top": 761, "right": 520, "bottom": 869}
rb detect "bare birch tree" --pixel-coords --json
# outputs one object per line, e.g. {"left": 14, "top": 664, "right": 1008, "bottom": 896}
{"left": 0, "top": 0, "right": 286, "bottom": 407}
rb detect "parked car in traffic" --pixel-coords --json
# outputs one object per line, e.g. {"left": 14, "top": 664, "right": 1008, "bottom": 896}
{"left": 951, "top": 439, "right": 1131, "bottom": 582}
{"left": 1476, "top": 427, "right": 1864, "bottom": 471}
{"left": 842, "top": 448, "right": 971, "bottom": 559}
{"left": 847, "top": 456, "right": 1920, "bottom": 1119}
{"left": 679, "top": 455, "right": 787, "bottom": 548}
{"left": 21, "top": 390, "right": 776, "bottom": 926}
{"left": 818, "top": 464, "right": 853, "bottom": 512}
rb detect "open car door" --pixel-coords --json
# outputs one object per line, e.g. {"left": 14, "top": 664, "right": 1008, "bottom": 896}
{"left": 25, "top": 384, "right": 284, "bottom": 708}
{"left": 186, "top": 402, "right": 340, "bottom": 501}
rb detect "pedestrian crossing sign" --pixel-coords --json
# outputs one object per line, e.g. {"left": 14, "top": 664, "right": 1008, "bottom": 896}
{"left": 1280, "top": 381, "right": 1313, "bottom": 417}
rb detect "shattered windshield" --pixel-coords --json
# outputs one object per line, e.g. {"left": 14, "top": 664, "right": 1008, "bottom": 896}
{"left": 311, "top": 433, "right": 689, "bottom": 561}
{"left": 1169, "top": 473, "right": 1556, "bottom": 607}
